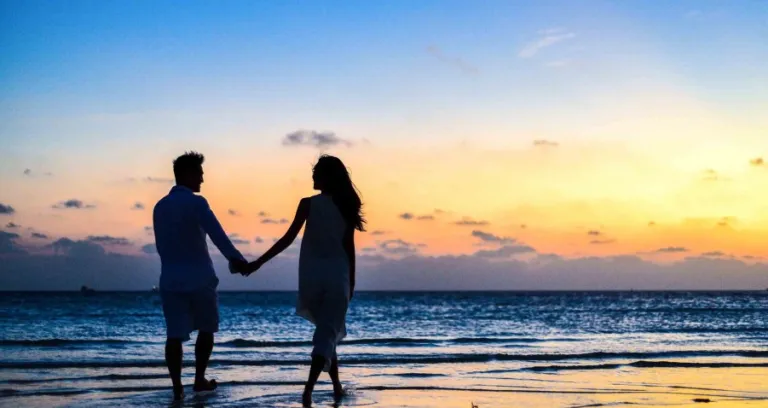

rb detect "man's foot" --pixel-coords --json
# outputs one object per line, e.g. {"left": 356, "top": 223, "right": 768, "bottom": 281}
{"left": 302, "top": 389, "right": 312, "bottom": 407}
{"left": 172, "top": 388, "right": 184, "bottom": 402}
{"left": 193, "top": 378, "right": 217, "bottom": 394}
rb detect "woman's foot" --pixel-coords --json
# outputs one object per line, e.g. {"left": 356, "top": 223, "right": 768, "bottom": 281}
{"left": 193, "top": 378, "right": 217, "bottom": 394}
{"left": 172, "top": 388, "right": 185, "bottom": 403}
{"left": 333, "top": 381, "right": 344, "bottom": 402}
{"left": 302, "top": 389, "right": 312, "bottom": 407}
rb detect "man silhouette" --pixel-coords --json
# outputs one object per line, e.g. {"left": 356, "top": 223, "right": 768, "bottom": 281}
{"left": 153, "top": 151, "right": 247, "bottom": 401}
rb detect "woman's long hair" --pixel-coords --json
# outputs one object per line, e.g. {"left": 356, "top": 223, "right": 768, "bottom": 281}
{"left": 313, "top": 155, "right": 366, "bottom": 231}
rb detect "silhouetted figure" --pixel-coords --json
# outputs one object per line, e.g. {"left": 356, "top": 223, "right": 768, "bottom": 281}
{"left": 243, "top": 155, "right": 365, "bottom": 407}
{"left": 153, "top": 151, "right": 248, "bottom": 402}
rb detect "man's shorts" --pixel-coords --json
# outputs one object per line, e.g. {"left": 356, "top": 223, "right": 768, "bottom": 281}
{"left": 160, "top": 286, "right": 219, "bottom": 341}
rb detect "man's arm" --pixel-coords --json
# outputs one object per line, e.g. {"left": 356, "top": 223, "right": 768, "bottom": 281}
{"left": 197, "top": 197, "right": 244, "bottom": 262}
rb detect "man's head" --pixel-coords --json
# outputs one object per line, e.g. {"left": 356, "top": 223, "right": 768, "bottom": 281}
{"left": 173, "top": 151, "right": 205, "bottom": 192}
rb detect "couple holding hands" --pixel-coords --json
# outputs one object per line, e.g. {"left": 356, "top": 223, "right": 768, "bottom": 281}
{"left": 153, "top": 152, "right": 363, "bottom": 406}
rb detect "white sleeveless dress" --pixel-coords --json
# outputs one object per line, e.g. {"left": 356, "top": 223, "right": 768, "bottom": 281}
{"left": 297, "top": 194, "right": 350, "bottom": 370}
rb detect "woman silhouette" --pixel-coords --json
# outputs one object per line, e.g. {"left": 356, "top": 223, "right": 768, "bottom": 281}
{"left": 245, "top": 155, "right": 365, "bottom": 406}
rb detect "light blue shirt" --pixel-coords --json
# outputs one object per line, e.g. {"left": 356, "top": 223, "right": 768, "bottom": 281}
{"left": 153, "top": 185, "right": 244, "bottom": 292}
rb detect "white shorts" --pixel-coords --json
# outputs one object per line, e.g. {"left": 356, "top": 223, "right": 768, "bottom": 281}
{"left": 160, "top": 287, "right": 219, "bottom": 341}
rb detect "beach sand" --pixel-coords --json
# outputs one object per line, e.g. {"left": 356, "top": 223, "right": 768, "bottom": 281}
{"left": 2, "top": 366, "right": 766, "bottom": 407}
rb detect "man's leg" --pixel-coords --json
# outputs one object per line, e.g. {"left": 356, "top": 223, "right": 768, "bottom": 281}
{"left": 191, "top": 286, "right": 219, "bottom": 392}
{"left": 194, "top": 331, "right": 215, "bottom": 390}
{"left": 165, "top": 338, "right": 184, "bottom": 400}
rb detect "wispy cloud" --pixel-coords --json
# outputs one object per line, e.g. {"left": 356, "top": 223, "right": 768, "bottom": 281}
{"left": 228, "top": 209, "right": 240, "bottom": 216}
{"left": 53, "top": 199, "right": 95, "bottom": 210}
{"left": 370, "top": 230, "right": 389, "bottom": 236}
{"left": 587, "top": 230, "right": 602, "bottom": 236}
{"left": 533, "top": 139, "right": 559, "bottom": 147}
{"left": 379, "top": 239, "right": 426, "bottom": 256}
{"left": 749, "top": 157, "right": 764, "bottom": 167}
{"left": 5, "top": 222, "right": 20, "bottom": 229}
{"left": 655, "top": 246, "right": 688, "bottom": 253}
{"left": 471, "top": 230, "right": 516, "bottom": 245}
{"left": 282, "top": 130, "right": 352, "bottom": 149}
{"left": 261, "top": 218, "right": 289, "bottom": 225}
{"left": 228, "top": 233, "right": 250, "bottom": 245}
{"left": 31, "top": 232, "right": 49, "bottom": 239}
{"left": 454, "top": 217, "right": 490, "bottom": 226}
{"left": 590, "top": 239, "right": 616, "bottom": 245}
{"left": 425, "top": 45, "right": 479, "bottom": 75}
{"left": 87, "top": 235, "right": 131, "bottom": 246}
{"left": 254, "top": 236, "right": 264, "bottom": 244}
{"left": 519, "top": 28, "right": 576, "bottom": 58}
{"left": 399, "top": 212, "right": 435, "bottom": 221}
{"left": 474, "top": 244, "right": 536, "bottom": 258}
{"left": 131, "top": 202, "right": 145, "bottom": 210}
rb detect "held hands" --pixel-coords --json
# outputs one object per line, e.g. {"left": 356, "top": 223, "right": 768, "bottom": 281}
{"left": 229, "top": 258, "right": 265, "bottom": 277}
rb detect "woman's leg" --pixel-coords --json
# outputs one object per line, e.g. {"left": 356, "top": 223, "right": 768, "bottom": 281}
{"left": 328, "top": 355, "right": 343, "bottom": 400}
{"left": 303, "top": 355, "right": 326, "bottom": 406}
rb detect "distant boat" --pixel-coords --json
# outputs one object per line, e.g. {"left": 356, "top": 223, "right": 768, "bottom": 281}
{"left": 80, "top": 285, "right": 96, "bottom": 295}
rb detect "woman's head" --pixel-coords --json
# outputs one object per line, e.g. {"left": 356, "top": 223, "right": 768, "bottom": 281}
{"left": 312, "top": 155, "right": 366, "bottom": 231}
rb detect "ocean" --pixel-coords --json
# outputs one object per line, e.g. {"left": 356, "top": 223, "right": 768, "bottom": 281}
{"left": 1, "top": 291, "right": 767, "bottom": 407}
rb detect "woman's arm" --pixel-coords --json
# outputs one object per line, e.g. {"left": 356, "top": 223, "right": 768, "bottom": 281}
{"left": 246, "top": 198, "right": 310, "bottom": 275}
{"left": 343, "top": 226, "right": 355, "bottom": 298}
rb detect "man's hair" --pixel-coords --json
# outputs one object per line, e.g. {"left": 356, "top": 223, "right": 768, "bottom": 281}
{"left": 173, "top": 151, "right": 205, "bottom": 181}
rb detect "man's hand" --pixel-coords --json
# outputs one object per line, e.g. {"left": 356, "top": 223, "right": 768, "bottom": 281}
{"left": 228, "top": 259, "right": 249, "bottom": 275}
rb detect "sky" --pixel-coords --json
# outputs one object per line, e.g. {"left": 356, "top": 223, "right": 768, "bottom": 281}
{"left": 1, "top": 0, "right": 768, "bottom": 290}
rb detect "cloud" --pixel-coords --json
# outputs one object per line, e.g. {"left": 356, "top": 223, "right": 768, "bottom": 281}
{"left": 86, "top": 235, "right": 132, "bottom": 246}
{"left": 590, "top": 239, "right": 616, "bottom": 245}
{"left": 0, "top": 203, "right": 15, "bottom": 215}
{"left": 51, "top": 237, "right": 106, "bottom": 257}
{"left": 519, "top": 29, "right": 576, "bottom": 58}
{"left": 228, "top": 209, "right": 240, "bottom": 216}
{"left": 471, "top": 230, "right": 515, "bottom": 245}
{"left": 454, "top": 217, "right": 490, "bottom": 226}
{"left": 228, "top": 233, "right": 250, "bottom": 245}
{"left": 749, "top": 157, "right": 764, "bottom": 167}
{"left": 254, "top": 236, "right": 264, "bottom": 244}
{"left": 3, "top": 239, "right": 768, "bottom": 290}
{"left": 473, "top": 244, "right": 536, "bottom": 258}
{"left": 257, "top": 211, "right": 269, "bottom": 217}
{"left": 22, "top": 169, "right": 53, "bottom": 177}
{"left": 0, "top": 231, "right": 26, "bottom": 254}
{"left": 53, "top": 199, "right": 95, "bottom": 209}
{"left": 379, "top": 239, "right": 426, "bottom": 256}
{"left": 261, "top": 218, "right": 289, "bottom": 225}
{"left": 655, "top": 246, "right": 688, "bottom": 253}
{"left": 141, "top": 244, "right": 157, "bottom": 254}
{"left": 520, "top": 224, "right": 527, "bottom": 229}
{"left": 701, "top": 169, "right": 728, "bottom": 182}
{"left": 30, "top": 232, "right": 49, "bottom": 239}
{"left": 701, "top": 251, "right": 726, "bottom": 257}
{"left": 131, "top": 202, "right": 145, "bottom": 210}
{"left": 648, "top": 221, "right": 656, "bottom": 227}
{"left": 143, "top": 177, "right": 174, "bottom": 184}
{"left": 23, "top": 169, "right": 31, "bottom": 176}
{"left": 399, "top": 212, "right": 434, "bottom": 221}
{"left": 5, "top": 222, "right": 20, "bottom": 229}
{"left": 717, "top": 216, "right": 737, "bottom": 227}
{"left": 533, "top": 139, "right": 559, "bottom": 147}
{"left": 370, "top": 230, "right": 389, "bottom": 236}
{"left": 143, "top": 226, "right": 153, "bottom": 236}
{"left": 425, "top": 45, "right": 479, "bottom": 75}
{"left": 544, "top": 59, "right": 571, "bottom": 68}
{"left": 587, "top": 230, "right": 601, "bottom": 236}
{"left": 282, "top": 130, "right": 352, "bottom": 149}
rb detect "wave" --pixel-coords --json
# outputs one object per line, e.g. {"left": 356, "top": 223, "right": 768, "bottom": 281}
{"left": 527, "top": 360, "right": 768, "bottom": 372}
{"left": 219, "top": 336, "right": 576, "bottom": 348}
{"left": 2, "top": 349, "right": 766, "bottom": 369}
{"left": 0, "top": 339, "right": 149, "bottom": 347}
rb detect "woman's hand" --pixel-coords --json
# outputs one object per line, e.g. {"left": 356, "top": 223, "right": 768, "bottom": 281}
{"left": 244, "top": 258, "right": 265, "bottom": 277}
